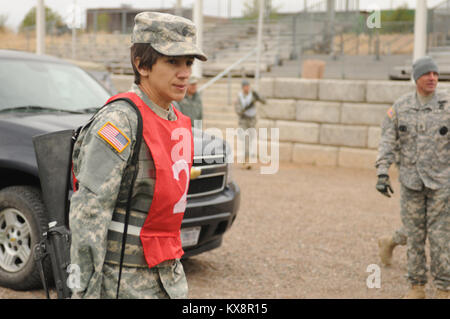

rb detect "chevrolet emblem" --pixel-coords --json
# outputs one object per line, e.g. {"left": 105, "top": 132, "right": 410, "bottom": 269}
{"left": 190, "top": 167, "right": 201, "bottom": 180}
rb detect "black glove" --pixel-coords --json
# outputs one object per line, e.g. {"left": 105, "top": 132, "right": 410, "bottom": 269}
{"left": 376, "top": 174, "right": 394, "bottom": 198}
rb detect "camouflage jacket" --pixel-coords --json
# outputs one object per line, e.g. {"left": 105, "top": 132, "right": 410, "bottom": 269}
{"left": 234, "top": 90, "right": 266, "bottom": 118}
{"left": 376, "top": 89, "right": 450, "bottom": 190}
{"left": 175, "top": 92, "right": 203, "bottom": 123}
{"left": 69, "top": 84, "right": 187, "bottom": 298}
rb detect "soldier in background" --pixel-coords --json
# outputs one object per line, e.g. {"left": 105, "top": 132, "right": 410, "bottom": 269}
{"left": 175, "top": 76, "right": 203, "bottom": 129}
{"left": 375, "top": 56, "right": 449, "bottom": 299}
{"left": 234, "top": 79, "right": 266, "bottom": 169}
{"left": 69, "top": 12, "right": 206, "bottom": 299}
{"left": 378, "top": 133, "right": 408, "bottom": 267}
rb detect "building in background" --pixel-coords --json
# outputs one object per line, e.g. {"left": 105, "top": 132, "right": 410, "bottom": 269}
{"left": 86, "top": 6, "right": 225, "bottom": 34}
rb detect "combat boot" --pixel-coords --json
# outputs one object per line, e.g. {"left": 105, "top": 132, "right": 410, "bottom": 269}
{"left": 241, "top": 163, "right": 252, "bottom": 170}
{"left": 435, "top": 289, "right": 449, "bottom": 299}
{"left": 378, "top": 236, "right": 397, "bottom": 266}
{"left": 403, "top": 285, "right": 426, "bottom": 299}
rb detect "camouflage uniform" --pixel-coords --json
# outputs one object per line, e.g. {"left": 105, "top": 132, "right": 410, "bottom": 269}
{"left": 69, "top": 84, "right": 188, "bottom": 299}
{"left": 69, "top": 11, "right": 206, "bottom": 299}
{"left": 175, "top": 92, "right": 203, "bottom": 125}
{"left": 376, "top": 89, "right": 450, "bottom": 291}
{"left": 234, "top": 90, "right": 265, "bottom": 161}
{"left": 392, "top": 227, "right": 407, "bottom": 246}
{"left": 131, "top": 13, "right": 207, "bottom": 62}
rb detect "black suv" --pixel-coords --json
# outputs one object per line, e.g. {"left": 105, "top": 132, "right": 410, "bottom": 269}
{"left": 0, "top": 50, "right": 240, "bottom": 290}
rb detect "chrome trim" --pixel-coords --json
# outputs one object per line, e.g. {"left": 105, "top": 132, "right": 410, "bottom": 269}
{"left": 188, "top": 154, "right": 227, "bottom": 198}
{"left": 197, "top": 163, "right": 227, "bottom": 170}
{"left": 195, "top": 172, "right": 225, "bottom": 180}
{"left": 193, "top": 154, "right": 225, "bottom": 161}
{"left": 187, "top": 186, "right": 225, "bottom": 199}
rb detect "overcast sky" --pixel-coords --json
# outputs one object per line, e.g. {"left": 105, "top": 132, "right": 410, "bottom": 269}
{"left": 1, "top": 0, "right": 446, "bottom": 31}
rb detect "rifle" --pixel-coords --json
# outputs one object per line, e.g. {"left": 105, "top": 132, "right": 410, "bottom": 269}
{"left": 31, "top": 98, "right": 142, "bottom": 299}
{"left": 33, "top": 129, "right": 75, "bottom": 299}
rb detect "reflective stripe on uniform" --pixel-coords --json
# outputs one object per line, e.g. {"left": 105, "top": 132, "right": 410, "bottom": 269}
{"left": 109, "top": 220, "right": 141, "bottom": 236}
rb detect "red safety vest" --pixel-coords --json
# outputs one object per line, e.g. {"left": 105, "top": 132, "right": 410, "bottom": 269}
{"left": 106, "top": 92, "right": 193, "bottom": 268}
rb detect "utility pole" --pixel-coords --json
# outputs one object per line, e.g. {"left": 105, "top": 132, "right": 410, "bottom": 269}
{"left": 325, "top": 0, "right": 335, "bottom": 55}
{"left": 72, "top": 0, "right": 77, "bottom": 59}
{"left": 413, "top": 0, "right": 427, "bottom": 64}
{"left": 255, "top": 0, "right": 265, "bottom": 90}
{"left": 192, "top": 0, "right": 203, "bottom": 78}
{"left": 36, "top": 0, "right": 45, "bottom": 54}
{"left": 175, "top": 0, "right": 182, "bottom": 16}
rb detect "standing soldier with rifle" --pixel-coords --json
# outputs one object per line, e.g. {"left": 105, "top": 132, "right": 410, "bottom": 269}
{"left": 234, "top": 79, "right": 266, "bottom": 170}
{"left": 68, "top": 12, "right": 207, "bottom": 299}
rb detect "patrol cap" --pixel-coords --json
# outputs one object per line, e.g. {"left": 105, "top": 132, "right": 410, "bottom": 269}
{"left": 412, "top": 56, "right": 438, "bottom": 81}
{"left": 241, "top": 79, "right": 250, "bottom": 87}
{"left": 132, "top": 12, "right": 207, "bottom": 61}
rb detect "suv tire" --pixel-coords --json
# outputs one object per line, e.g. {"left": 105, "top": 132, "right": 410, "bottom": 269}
{"left": 0, "top": 186, "right": 51, "bottom": 290}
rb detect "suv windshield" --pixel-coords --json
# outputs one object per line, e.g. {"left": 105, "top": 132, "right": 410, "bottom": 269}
{"left": 0, "top": 59, "right": 110, "bottom": 112}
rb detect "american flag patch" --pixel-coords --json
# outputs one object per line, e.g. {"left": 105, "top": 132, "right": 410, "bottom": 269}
{"left": 97, "top": 122, "right": 130, "bottom": 153}
{"left": 387, "top": 107, "right": 395, "bottom": 119}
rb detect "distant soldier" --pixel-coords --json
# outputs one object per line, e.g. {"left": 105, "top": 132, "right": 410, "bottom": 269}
{"left": 375, "top": 56, "right": 449, "bottom": 299}
{"left": 175, "top": 76, "right": 203, "bottom": 129}
{"left": 69, "top": 12, "right": 207, "bottom": 299}
{"left": 234, "top": 79, "right": 266, "bottom": 169}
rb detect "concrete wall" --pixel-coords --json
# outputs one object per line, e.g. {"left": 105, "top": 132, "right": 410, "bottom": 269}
{"left": 111, "top": 75, "right": 450, "bottom": 169}
{"left": 258, "top": 78, "right": 450, "bottom": 169}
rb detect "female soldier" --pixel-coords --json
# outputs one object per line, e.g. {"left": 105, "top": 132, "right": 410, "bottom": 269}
{"left": 69, "top": 12, "right": 207, "bottom": 299}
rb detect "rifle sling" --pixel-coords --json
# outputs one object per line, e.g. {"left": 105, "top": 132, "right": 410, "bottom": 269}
{"left": 105, "top": 98, "right": 143, "bottom": 299}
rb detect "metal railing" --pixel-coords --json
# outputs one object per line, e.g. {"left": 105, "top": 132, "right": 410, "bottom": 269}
{"left": 198, "top": 47, "right": 258, "bottom": 106}
{"left": 198, "top": 47, "right": 257, "bottom": 92}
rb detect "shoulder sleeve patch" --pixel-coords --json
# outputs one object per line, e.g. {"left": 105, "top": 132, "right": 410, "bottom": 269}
{"left": 97, "top": 121, "right": 130, "bottom": 153}
{"left": 387, "top": 106, "right": 395, "bottom": 119}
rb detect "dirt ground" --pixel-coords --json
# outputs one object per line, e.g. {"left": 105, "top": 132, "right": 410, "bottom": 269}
{"left": 0, "top": 163, "right": 438, "bottom": 299}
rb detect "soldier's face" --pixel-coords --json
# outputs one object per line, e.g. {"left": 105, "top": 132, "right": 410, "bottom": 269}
{"left": 187, "top": 83, "right": 197, "bottom": 95}
{"left": 242, "top": 85, "right": 250, "bottom": 94}
{"left": 416, "top": 71, "right": 438, "bottom": 96}
{"left": 138, "top": 56, "right": 194, "bottom": 108}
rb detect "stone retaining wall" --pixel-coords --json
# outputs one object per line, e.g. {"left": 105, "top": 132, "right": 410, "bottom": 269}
{"left": 258, "top": 78, "right": 450, "bottom": 169}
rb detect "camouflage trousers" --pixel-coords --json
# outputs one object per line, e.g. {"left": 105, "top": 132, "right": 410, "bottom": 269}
{"left": 392, "top": 227, "right": 407, "bottom": 246}
{"left": 400, "top": 184, "right": 450, "bottom": 290}
{"left": 237, "top": 116, "right": 257, "bottom": 163}
{"left": 100, "top": 259, "right": 188, "bottom": 299}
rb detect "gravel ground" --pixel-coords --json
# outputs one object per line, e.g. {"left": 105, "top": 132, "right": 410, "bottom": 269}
{"left": 0, "top": 163, "right": 438, "bottom": 299}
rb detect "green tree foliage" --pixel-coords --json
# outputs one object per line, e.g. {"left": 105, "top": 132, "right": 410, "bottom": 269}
{"left": 0, "top": 14, "right": 8, "bottom": 33}
{"left": 242, "top": 0, "right": 280, "bottom": 19}
{"left": 355, "top": 6, "right": 415, "bottom": 35}
{"left": 381, "top": 6, "right": 414, "bottom": 22}
{"left": 97, "top": 13, "right": 111, "bottom": 32}
{"left": 19, "top": 6, "right": 67, "bottom": 32}
{"left": 380, "top": 6, "right": 415, "bottom": 33}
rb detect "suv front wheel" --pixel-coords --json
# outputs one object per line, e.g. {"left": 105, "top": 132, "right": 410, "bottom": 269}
{"left": 0, "top": 186, "right": 50, "bottom": 290}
